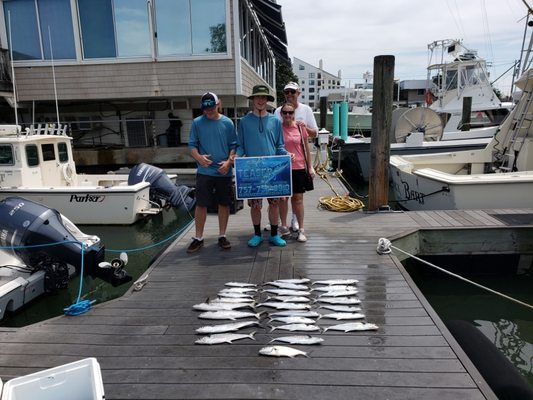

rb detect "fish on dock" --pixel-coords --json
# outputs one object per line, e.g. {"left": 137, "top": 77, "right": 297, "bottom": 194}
{"left": 209, "top": 297, "right": 255, "bottom": 304}
{"left": 259, "top": 345, "right": 309, "bottom": 358}
{"left": 312, "top": 279, "right": 358, "bottom": 286}
{"left": 321, "top": 312, "right": 366, "bottom": 320}
{"left": 268, "top": 278, "right": 311, "bottom": 285}
{"left": 268, "top": 310, "right": 321, "bottom": 318}
{"left": 264, "top": 281, "right": 309, "bottom": 290}
{"left": 266, "top": 295, "right": 310, "bottom": 303}
{"left": 225, "top": 282, "right": 257, "bottom": 288}
{"left": 316, "top": 297, "right": 361, "bottom": 305}
{"left": 195, "top": 321, "right": 259, "bottom": 334}
{"left": 269, "top": 316, "right": 317, "bottom": 325}
{"left": 312, "top": 285, "right": 358, "bottom": 292}
{"left": 192, "top": 302, "right": 254, "bottom": 311}
{"left": 269, "top": 335, "right": 324, "bottom": 345}
{"left": 217, "top": 292, "right": 254, "bottom": 299}
{"left": 263, "top": 288, "right": 311, "bottom": 296}
{"left": 257, "top": 302, "right": 311, "bottom": 310}
{"left": 318, "top": 289, "right": 358, "bottom": 297}
{"left": 219, "top": 287, "right": 257, "bottom": 294}
{"left": 269, "top": 323, "right": 321, "bottom": 332}
{"left": 323, "top": 322, "right": 378, "bottom": 332}
{"left": 195, "top": 331, "right": 256, "bottom": 345}
{"left": 198, "top": 310, "right": 263, "bottom": 320}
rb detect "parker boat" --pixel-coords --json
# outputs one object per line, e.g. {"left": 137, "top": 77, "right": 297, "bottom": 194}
{"left": 0, "top": 197, "right": 131, "bottom": 320}
{"left": 335, "top": 39, "right": 511, "bottom": 181}
{"left": 389, "top": 68, "right": 533, "bottom": 211}
{"left": 0, "top": 124, "right": 195, "bottom": 224}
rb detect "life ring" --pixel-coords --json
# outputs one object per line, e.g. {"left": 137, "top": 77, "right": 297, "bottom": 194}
{"left": 62, "top": 163, "right": 74, "bottom": 184}
{"left": 425, "top": 90, "right": 434, "bottom": 105}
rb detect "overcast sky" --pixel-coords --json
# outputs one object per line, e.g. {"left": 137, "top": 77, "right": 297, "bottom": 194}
{"left": 276, "top": 0, "right": 528, "bottom": 96}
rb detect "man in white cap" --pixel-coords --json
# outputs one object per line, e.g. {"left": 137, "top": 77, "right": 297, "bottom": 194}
{"left": 187, "top": 92, "right": 237, "bottom": 253}
{"left": 274, "top": 81, "right": 319, "bottom": 233}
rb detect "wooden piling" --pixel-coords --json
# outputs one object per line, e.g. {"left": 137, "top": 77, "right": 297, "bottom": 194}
{"left": 460, "top": 96, "right": 472, "bottom": 131}
{"left": 368, "top": 55, "right": 395, "bottom": 211}
{"left": 319, "top": 96, "right": 327, "bottom": 129}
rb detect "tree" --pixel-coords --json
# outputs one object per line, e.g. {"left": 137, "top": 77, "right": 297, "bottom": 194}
{"left": 208, "top": 24, "right": 226, "bottom": 53}
{"left": 275, "top": 61, "right": 298, "bottom": 104}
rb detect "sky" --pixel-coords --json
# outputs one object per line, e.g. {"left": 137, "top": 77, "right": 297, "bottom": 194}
{"left": 276, "top": 0, "right": 529, "bottom": 97}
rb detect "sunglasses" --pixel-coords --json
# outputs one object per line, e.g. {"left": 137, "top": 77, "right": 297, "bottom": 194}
{"left": 284, "top": 89, "right": 297, "bottom": 95}
{"left": 281, "top": 110, "right": 294, "bottom": 115}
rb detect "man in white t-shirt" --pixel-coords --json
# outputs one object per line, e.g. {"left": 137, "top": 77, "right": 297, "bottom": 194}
{"left": 274, "top": 81, "right": 318, "bottom": 138}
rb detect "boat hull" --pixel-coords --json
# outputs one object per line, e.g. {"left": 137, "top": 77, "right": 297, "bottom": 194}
{"left": 0, "top": 183, "right": 155, "bottom": 225}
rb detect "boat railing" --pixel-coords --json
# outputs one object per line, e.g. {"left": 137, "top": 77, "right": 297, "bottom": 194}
{"left": 25, "top": 123, "right": 69, "bottom": 137}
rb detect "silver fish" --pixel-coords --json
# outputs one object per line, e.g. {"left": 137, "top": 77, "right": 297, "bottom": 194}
{"left": 217, "top": 292, "right": 254, "bottom": 299}
{"left": 323, "top": 322, "right": 379, "bottom": 332}
{"left": 319, "top": 305, "right": 361, "bottom": 312}
{"left": 264, "top": 289, "right": 311, "bottom": 296}
{"left": 198, "top": 310, "right": 263, "bottom": 320}
{"left": 195, "top": 321, "right": 259, "bottom": 334}
{"left": 257, "top": 302, "right": 311, "bottom": 310}
{"left": 219, "top": 287, "right": 257, "bottom": 294}
{"left": 312, "top": 279, "right": 359, "bottom": 286}
{"left": 264, "top": 282, "right": 309, "bottom": 290}
{"left": 192, "top": 302, "right": 253, "bottom": 311}
{"left": 269, "top": 316, "right": 316, "bottom": 324}
{"left": 269, "top": 335, "right": 324, "bottom": 345}
{"left": 270, "top": 278, "right": 311, "bottom": 284}
{"left": 269, "top": 310, "right": 321, "bottom": 318}
{"left": 321, "top": 312, "right": 366, "bottom": 320}
{"left": 269, "top": 323, "right": 321, "bottom": 332}
{"left": 319, "top": 289, "right": 358, "bottom": 297}
{"left": 312, "top": 285, "right": 357, "bottom": 292}
{"left": 259, "top": 345, "right": 308, "bottom": 358}
{"left": 210, "top": 297, "right": 255, "bottom": 304}
{"left": 266, "top": 295, "right": 310, "bottom": 303}
{"left": 195, "top": 331, "right": 256, "bottom": 345}
{"left": 225, "top": 282, "right": 257, "bottom": 288}
{"left": 316, "top": 297, "right": 361, "bottom": 305}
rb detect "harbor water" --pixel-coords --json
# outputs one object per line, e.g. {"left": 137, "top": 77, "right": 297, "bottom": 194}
{"left": 0, "top": 208, "right": 194, "bottom": 328}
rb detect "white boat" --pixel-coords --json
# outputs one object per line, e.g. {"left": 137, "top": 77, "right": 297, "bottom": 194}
{"left": 389, "top": 68, "right": 533, "bottom": 211}
{"left": 0, "top": 196, "right": 129, "bottom": 320}
{"left": 335, "top": 39, "right": 512, "bottom": 181}
{"left": 0, "top": 124, "right": 195, "bottom": 224}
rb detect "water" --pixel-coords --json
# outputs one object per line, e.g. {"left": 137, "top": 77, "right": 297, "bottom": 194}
{"left": 404, "top": 255, "right": 533, "bottom": 386}
{"left": 0, "top": 208, "right": 193, "bottom": 327}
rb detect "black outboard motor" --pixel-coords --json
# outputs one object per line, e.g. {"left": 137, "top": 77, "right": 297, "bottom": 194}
{"left": 128, "top": 163, "right": 196, "bottom": 211}
{"left": 0, "top": 197, "right": 104, "bottom": 274}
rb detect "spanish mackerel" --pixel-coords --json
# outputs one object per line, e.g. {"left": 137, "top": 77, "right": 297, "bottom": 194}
{"left": 269, "top": 323, "right": 321, "bottom": 332}
{"left": 263, "top": 288, "right": 311, "bottom": 296}
{"left": 269, "top": 335, "right": 324, "bottom": 345}
{"left": 269, "top": 316, "right": 316, "bottom": 325}
{"left": 192, "top": 302, "right": 253, "bottom": 311}
{"left": 319, "top": 305, "right": 361, "bottom": 312}
{"left": 319, "top": 289, "right": 358, "bottom": 297}
{"left": 195, "top": 331, "right": 256, "bottom": 345}
{"left": 225, "top": 282, "right": 257, "bottom": 288}
{"left": 198, "top": 310, "right": 263, "bottom": 320}
{"left": 269, "top": 278, "right": 311, "bottom": 284}
{"left": 257, "top": 302, "right": 311, "bottom": 310}
{"left": 323, "top": 322, "right": 378, "bottom": 332}
{"left": 312, "top": 285, "right": 357, "bottom": 292}
{"left": 312, "top": 279, "right": 359, "bottom": 286}
{"left": 195, "top": 320, "right": 259, "bottom": 334}
{"left": 259, "top": 345, "right": 309, "bottom": 358}
{"left": 321, "top": 312, "right": 365, "bottom": 320}
{"left": 316, "top": 297, "right": 361, "bottom": 305}
{"left": 264, "top": 282, "right": 309, "bottom": 290}
{"left": 269, "top": 310, "right": 321, "bottom": 318}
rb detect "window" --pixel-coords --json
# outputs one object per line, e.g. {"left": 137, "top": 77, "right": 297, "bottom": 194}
{"left": 309, "top": 73, "right": 315, "bottom": 78}
{"left": 25, "top": 145, "right": 39, "bottom": 166}
{"left": 309, "top": 88, "right": 315, "bottom": 93}
{"left": 299, "top": 64, "right": 305, "bottom": 70}
{"left": 0, "top": 145, "right": 14, "bottom": 165}
{"left": 58, "top": 142, "right": 69, "bottom": 162}
{"left": 309, "top": 80, "right": 315, "bottom": 86}
{"left": 41, "top": 143, "right": 55, "bottom": 161}
{"left": 4, "top": 0, "right": 76, "bottom": 60}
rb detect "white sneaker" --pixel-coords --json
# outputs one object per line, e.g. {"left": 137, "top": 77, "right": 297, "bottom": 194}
{"left": 264, "top": 223, "right": 271, "bottom": 231}
{"left": 290, "top": 214, "right": 299, "bottom": 232}
{"left": 297, "top": 230, "right": 307, "bottom": 242}
{"left": 279, "top": 226, "right": 290, "bottom": 238}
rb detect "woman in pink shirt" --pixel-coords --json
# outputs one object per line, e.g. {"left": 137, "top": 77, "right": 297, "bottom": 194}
{"left": 279, "top": 103, "right": 315, "bottom": 242}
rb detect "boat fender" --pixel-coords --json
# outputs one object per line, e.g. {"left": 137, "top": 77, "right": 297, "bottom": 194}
{"left": 62, "top": 163, "right": 73, "bottom": 183}
{"left": 425, "top": 90, "right": 433, "bottom": 105}
{"left": 446, "top": 320, "right": 533, "bottom": 400}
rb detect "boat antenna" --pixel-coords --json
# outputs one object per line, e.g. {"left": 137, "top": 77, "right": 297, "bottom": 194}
{"left": 7, "top": 11, "right": 19, "bottom": 132}
{"left": 48, "top": 26, "right": 60, "bottom": 126}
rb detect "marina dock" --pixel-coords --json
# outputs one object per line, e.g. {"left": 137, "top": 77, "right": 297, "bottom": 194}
{"left": 0, "top": 174, "right": 530, "bottom": 399}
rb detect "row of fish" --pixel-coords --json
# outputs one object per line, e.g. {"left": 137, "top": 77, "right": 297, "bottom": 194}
{"left": 193, "top": 278, "right": 379, "bottom": 357}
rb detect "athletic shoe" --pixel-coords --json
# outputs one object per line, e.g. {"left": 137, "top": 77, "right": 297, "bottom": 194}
{"left": 269, "top": 235, "right": 286, "bottom": 247}
{"left": 264, "top": 224, "right": 271, "bottom": 231}
{"left": 290, "top": 215, "right": 299, "bottom": 232}
{"left": 218, "top": 236, "right": 231, "bottom": 249}
{"left": 187, "top": 238, "right": 204, "bottom": 253}
{"left": 297, "top": 230, "right": 307, "bottom": 243}
{"left": 279, "top": 226, "right": 290, "bottom": 238}
{"left": 248, "top": 235, "right": 264, "bottom": 247}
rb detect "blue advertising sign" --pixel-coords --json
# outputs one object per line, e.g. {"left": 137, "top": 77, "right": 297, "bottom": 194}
{"left": 234, "top": 155, "right": 292, "bottom": 199}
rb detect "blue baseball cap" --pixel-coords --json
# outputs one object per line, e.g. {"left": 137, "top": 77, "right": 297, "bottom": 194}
{"left": 201, "top": 92, "right": 219, "bottom": 110}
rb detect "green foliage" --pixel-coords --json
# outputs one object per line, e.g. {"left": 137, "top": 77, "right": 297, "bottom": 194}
{"left": 275, "top": 61, "right": 298, "bottom": 105}
{"left": 208, "top": 24, "right": 226, "bottom": 53}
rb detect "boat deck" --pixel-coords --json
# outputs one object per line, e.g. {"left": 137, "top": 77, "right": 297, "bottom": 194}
{"left": 0, "top": 174, "right": 530, "bottom": 399}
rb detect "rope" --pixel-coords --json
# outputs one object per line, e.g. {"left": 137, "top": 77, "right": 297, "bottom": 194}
{"left": 312, "top": 146, "right": 365, "bottom": 213}
{"left": 376, "top": 238, "right": 533, "bottom": 310}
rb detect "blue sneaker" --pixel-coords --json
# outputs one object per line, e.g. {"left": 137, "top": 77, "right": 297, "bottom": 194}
{"left": 269, "top": 235, "right": 286, "bottom": 247}
{"left": 247, "top": 235, "right": 263, "bottom": 247}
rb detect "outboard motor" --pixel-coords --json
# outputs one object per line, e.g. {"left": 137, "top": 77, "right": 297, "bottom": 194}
{"left": 0, "top": 197, "right": 104, "bottom": 274}
{"left": 128, "top": 163, "right": 196, "bottom": 211}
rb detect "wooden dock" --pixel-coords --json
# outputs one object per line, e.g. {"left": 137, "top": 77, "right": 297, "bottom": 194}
{"left": 0, "top": 174, "right": 530, "bottom": 399}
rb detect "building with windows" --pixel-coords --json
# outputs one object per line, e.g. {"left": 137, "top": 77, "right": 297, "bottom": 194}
{"left": 291, "top": 57, "right": 342, "bottom": 110}
{"left": 0, "top": 0, "right": 288, "bottom": 168}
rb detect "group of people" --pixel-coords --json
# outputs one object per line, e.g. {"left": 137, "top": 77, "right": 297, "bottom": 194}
{"left": 187, "top": 82, "right": 318, "bottom": 254}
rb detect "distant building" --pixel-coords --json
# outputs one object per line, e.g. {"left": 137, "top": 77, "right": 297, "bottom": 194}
{"left": 399, "top": 80, "right": 428, "bottom": 106}
{"left": 291, "top": 57, "right": 342, "bottom": 110}
{"left": 0, "top": 0, "right": 289, "bottom": 167}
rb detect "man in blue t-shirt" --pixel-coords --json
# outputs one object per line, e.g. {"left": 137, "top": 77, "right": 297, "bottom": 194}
{"left": 236, "top": 85, "right": 289, "bottom": 248}
{"left": 187, "top": 92, "right": 237, "bottom": 253}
